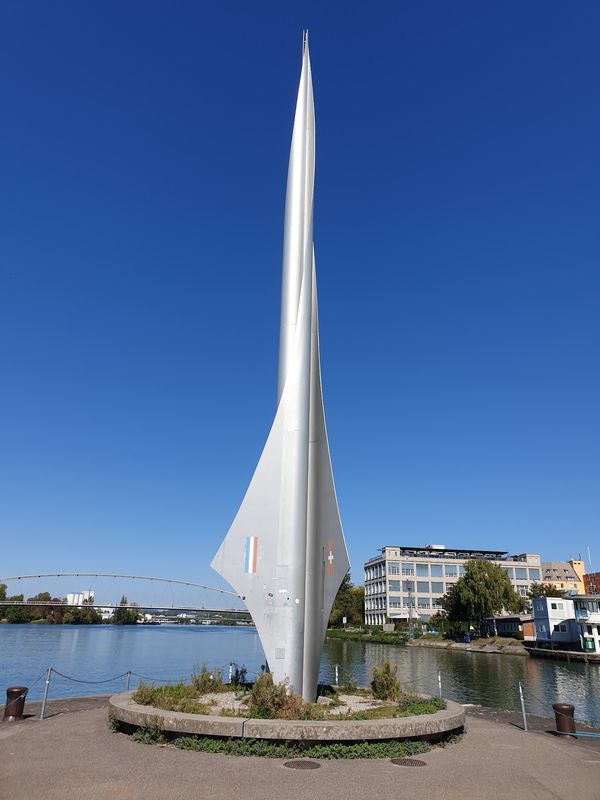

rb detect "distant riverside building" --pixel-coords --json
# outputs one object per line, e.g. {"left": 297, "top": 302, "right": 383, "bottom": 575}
{"left": 541, "top": 560, "right": 585, "bottom": 594}
{"left": 363, "top": 545, "right": 542, "bottom": 625}
{"left": 584, "top": 571, "right": 600, "bottom": 594}
{"left": 66, "top": 590, "right": 94, "bottom": 607}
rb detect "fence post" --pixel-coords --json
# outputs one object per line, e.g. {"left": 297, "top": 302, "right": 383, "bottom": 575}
{"left": 335, "top": 664, "right": 339, "bottom": 686}
{"left": 40, "top": 667, "right": 52, "bottom": 720}
{"left": 518, "top": 681, "right": 528, "bottom": 731}
{"left": 125, "top": 671, "right": 131, "bottom": 692}
{"left": 229, "top": 663, "right": 233, "bottom": 683}
{"left": 438, "top": 670, "right": 442, "bottom": 698}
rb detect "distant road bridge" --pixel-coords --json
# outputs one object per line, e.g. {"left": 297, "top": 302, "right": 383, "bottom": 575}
{"left": 0, "top": 572, "right": 251, "bottom": 621}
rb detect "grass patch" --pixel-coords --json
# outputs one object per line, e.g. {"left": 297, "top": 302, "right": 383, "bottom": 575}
{"left": 132, "top": 681, "right": 215, "bottom": 714}
{"left": 175, "top": 735, "right": 430, "bottom": 759}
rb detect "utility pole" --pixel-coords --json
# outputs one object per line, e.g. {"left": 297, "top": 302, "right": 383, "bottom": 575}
{"left": 407, "top": 581, "right": 414, "bottom": 641}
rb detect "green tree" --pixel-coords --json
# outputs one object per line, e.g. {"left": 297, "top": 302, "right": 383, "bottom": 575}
{"left": 441, "top": 559, "right": 525, "bottom": 634}
{"left": 329, "top": 573, "right": 365, "bottom": 627}
{"left": 527, "top": 582, "right": 563, "bottom": 599}
{"left": 27, "top": 592, "right": 52, "bottom": 602}
{"left": 113, "top": 595, "right": 139, "bottom": 625}
{"left": 0, "top": 583, "right": 7, "bottom": 601}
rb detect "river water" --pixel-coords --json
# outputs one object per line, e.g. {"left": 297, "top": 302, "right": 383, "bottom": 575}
{"left": 1, "top": 625, "right": 599, "bottom": 726}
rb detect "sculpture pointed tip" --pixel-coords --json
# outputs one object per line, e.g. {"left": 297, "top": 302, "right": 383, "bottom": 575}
{"left": 303, "top": 29, "right": 309, "bottom": 54}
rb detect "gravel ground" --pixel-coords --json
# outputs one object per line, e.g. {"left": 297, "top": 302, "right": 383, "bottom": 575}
{"left": 200, "top": 690, "right": 389, "bottom": 715}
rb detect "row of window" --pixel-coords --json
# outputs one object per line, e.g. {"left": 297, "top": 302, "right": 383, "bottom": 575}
{"left": 365, "top": 563, "right": 541, "bottom": 582}
{"left": 365, "top": 598, "right": 444, "bottom": 611}
{"left": 388, "top": 580, "right": 445, "bottom": 594}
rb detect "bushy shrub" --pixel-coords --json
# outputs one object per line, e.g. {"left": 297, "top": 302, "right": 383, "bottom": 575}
{"left": 132, "top": 681, "right": 156, "bottom": 705}
{"left": 191, "top": 665, "right": 223, "bottom": 694}
{"left": 247, "top": 672, "right": 309, "bottom": 719}
{"left": 370, "top": 661, "right": 402, "bottom": 701}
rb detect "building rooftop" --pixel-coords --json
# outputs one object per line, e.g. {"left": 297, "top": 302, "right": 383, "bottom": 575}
{"left": 365, "top": 545, "right": 541, "bottom": 565}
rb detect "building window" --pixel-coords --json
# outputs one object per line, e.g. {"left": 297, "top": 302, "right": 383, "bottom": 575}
{"left": 431, "top": 582, "right": 444, "bottom": 594}
{"left": 430, "top": 564, "right": 443, "bottom": 577}
{"left": 515, "top": 568, "right": 528, "bottom": 580}
{"left": 416, "top": 581, "right": 429, "bottom": 593}
{"left": 444, "top": 565, "right": 458, "bottom": 577}
{"left": 388, "top": 580, "right": 401, "bottom": 592}
{"left": 402, "top": 580, "right": 415, "bottom": 593}
{"left": 388, "top": 562, "right": 400, "bottom": 575}
{"left": 528, "top": 568, "right": 541, "bottom": 581}
{"left": 389, "top": 599, "right": 401, "bottom": 608}
{"left": 416, "top": 564, "right": 429, "bottom": 577}
{"left": 417, "top": 598, "right": 430, "bottom": 608}
{"left": 551, "top": 603, "right": 557, "bottom": 610}
{"left": 503, "top": 567, "right": 514, "bottom": 579}
{"left": 401, "top": 563, "right": 414, "bottom": 574}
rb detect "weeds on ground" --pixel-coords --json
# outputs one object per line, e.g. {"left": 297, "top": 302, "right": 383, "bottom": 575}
{"left": 132, "top": 716, "right": 166, "bottom": 745}
{"left": 175, "top": 735, "right": 430, "bottom": 759}
{"left": 191, "top": 664, "right": 223, "bottom": 694}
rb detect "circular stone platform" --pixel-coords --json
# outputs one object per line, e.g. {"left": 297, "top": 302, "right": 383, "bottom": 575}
{"left": 109, "top": 692, "right": 465, "bottom": 742}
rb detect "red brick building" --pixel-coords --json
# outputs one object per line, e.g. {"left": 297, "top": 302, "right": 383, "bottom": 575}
{"left": 584, "top": 572, "right": 600, "bottom": 594}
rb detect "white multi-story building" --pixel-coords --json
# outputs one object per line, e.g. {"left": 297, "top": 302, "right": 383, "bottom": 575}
{"left": 364, "top": 545, "right": 542, "bottom": 625}
{"left": 66, "top": 590, "right": 94, "bottom": 607}
{"left": 573, "top": 596, "right": 600, "bottom": 654}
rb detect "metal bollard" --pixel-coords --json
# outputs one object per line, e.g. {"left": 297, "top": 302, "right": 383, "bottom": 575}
{"left": 125, "top": 671, "right": 131, "bottom": 692}
{"left": 3, "top": 687, "right": 28, "bottom": 721}
{"left": 553, "top": 703, "right": 576, "bottom": 735}
{"left": 40, "top": 667, "right": 52, "bottom": 720}
{"left": 438, "top": 671, "right": 442, "bottom": 698}
{"left": 335, "top": 664, "right": 339, "bottom": 686}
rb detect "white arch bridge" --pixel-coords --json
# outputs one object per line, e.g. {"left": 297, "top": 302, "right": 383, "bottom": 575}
{"left": 0, "top": 572, "right": 251, "bottom": 623}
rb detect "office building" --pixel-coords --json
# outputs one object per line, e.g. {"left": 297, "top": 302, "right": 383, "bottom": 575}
{"left": 363, "top": 545, "right": 542, "bottom": 625}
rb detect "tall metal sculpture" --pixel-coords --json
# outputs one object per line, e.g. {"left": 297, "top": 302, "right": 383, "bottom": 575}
{"left": 212, "top": 33, "right": 349, "bottom": 701}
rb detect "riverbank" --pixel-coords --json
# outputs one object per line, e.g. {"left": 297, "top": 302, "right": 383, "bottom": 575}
{"left": 527, "top": 646, "right": 600, "bottom": 664}
{"left": 407, "top": 637, "right": 529, "bottom": 657}
{"left": 326, "top": 628, "right": 405, "bottom": 645}
{"left": 2, "top": 696, "right": 599, "bottom": 800}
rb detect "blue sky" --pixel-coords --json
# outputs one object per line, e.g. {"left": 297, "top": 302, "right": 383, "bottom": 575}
{"left": 1, "top": 1, "right": 598, "bottom": 595}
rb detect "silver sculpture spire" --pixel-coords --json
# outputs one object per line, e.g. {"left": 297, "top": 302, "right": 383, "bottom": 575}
{"left": 211, "top": 33, "right": 349, "bottom": 701}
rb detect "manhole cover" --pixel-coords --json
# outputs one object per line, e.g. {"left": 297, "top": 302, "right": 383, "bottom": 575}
{"left": 390, "top": 758, "right": 427, "bottom": 767}
{"left": 283, "top": 760, "right": 321, "bottom": 770}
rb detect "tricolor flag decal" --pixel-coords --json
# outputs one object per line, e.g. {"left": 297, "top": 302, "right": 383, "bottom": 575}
{"left": 244, "top": 536, "right": 258, "bottom": 574}
{"left": 326, "top": 538, "right": 334, "bottom": 577}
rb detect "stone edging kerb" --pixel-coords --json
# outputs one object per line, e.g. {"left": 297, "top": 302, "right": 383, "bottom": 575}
{"left": 109, "top": 692, "right": 465, "bottom": 742}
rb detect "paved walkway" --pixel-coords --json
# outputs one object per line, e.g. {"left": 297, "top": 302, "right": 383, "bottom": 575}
{"left": 1, "top": 699, "right": 599, "bottom": 800}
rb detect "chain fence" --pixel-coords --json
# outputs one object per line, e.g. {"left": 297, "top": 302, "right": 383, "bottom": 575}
{"left": 5, "top": 660, "right": 599, "bottom": 735}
